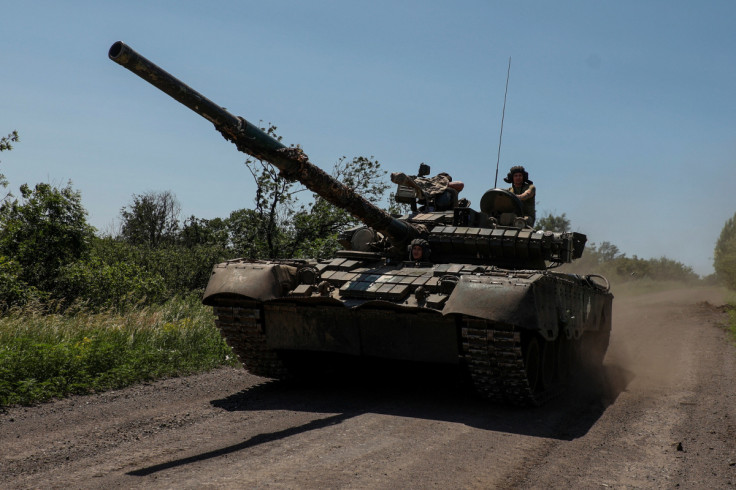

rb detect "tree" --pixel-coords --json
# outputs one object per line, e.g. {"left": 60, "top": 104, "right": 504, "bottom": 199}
{"left": 226, "top": 208, "right": 273, "bottom": 259}
{"left": 1, "top": 130, "right": 19, "bottom": 203}
{"left": 0, "top": 181, "right": 95, "bottom": 292}
{"left": 596, "top": 241, "right": 623, "bottom": 262}
{"left": 286, "top": 155, "right": 389, "bottom": 258}
{"left": 536, "top": 212, "right": 570, "bottom": 232}
{"left": 119, "top": 190, "right": 181, "bottom": 247}
{"left": 180, "top": 215, "right": 229, "bottom": 249}
{"left": 245, "top": 155, "right": 296, "bottom": 258}
{"left": 0, "top": 131, "right": 18, "bottom": 153}
{"left": 0, "top": 255, "right": 42, "bottom": 308}
{"left": 714, "top": 212, "right": 736, "bottom": 290}
{"left": 235, "top": 123, "right": 392, "bottom": 259}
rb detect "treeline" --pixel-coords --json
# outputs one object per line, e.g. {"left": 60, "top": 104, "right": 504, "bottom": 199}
{"left": 2, "top": 127, "right": 729, "bottom": 316}
{"left": 565, "top": 242, "right": 702, "bottom": 283}
{"left": 0, "top": 129, "right": 388, "bottom": 311}
{"left": 0, "top": 182, "right": 220, "bottom": 310}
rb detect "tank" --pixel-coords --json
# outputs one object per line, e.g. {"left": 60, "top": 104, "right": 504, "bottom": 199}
{"left": 109, "top": 41, "right": 613, "bottom": 406}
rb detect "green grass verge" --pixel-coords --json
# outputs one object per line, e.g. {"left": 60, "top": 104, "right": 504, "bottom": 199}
{"left": 0, "top": 295, "right": 237, "bottom": 408}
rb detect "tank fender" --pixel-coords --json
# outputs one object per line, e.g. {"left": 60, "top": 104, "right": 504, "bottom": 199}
{"left": 203, "top": 262, "right": 297, "bottom": 305}
{"left": 443, "top": 275, "right": 545, "bottom": 334}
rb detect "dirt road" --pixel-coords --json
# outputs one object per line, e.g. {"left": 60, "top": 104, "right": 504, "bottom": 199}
{"left": 2, "top": 287, "right": 735, "bottom": 488}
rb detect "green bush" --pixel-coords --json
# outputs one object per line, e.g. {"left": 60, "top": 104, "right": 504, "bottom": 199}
{"left": 0, "top": 295, "right": 236, "bottom": 407}
{"left": 0, "top": 182, "right": 95, "bottom": 292}
{"left": 140, "top": 244, "right": 228, "bottom": 295}
{"left": 55, "top": 256, "right": 167, "bottom": 311}
{"left": 0, "top": 256, "right": 44, "bottom": 308}
{"left": 48, "top": 238, "right": 230, "bottom": 311}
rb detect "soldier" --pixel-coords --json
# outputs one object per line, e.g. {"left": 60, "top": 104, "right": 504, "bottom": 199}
{"left": 408, "top": 238, "right": 431, "bottom": 262}
{"left": 504, "top": 165, "right": 536, "bottom": 226}
{"left": 391, "top": 171, "right": 465, "bottom": 211}
{"left": 437, "top": 180, "right": 465, "bottom": 209}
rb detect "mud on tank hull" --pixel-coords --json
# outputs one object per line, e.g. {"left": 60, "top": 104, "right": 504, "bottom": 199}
{"left": 204, "top": 256, "right": 613, "bottom": 406}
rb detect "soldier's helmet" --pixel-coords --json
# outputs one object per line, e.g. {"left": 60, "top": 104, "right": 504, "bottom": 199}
{"left": 503, "top": 165, "right": 533, "bottom": 185}
{"left": 408, "top": 238, "right": 431, "bottom": 260}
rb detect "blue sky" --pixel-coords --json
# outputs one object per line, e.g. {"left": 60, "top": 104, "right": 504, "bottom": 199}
{"left": 2, "top": 1, "right": 734, "bottom": 276}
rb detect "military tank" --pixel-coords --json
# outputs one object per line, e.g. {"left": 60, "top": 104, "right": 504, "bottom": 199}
{"left": 109, "top": 41, "right": 613, "bottom": 406}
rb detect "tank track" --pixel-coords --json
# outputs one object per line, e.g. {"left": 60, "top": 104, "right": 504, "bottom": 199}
{"left": 213, "top": 303, "right": 567, "bottom": 405}
{"left": 213, "top": 303, "right": 290, "bottom": 379}
{"left": 461, "top": 318, "right": 564, "bottom": 406}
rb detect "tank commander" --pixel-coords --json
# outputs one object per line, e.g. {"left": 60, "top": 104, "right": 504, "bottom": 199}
{"left": 391, "top": 171, "right": 465, "bottom": 211}
{"left": 504, "top": 165, "right": 536, "bottom": 226}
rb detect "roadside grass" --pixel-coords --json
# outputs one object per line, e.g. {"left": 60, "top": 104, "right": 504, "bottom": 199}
{"left": 728, "top": 298, "right": 736, "bottom": 342}
{"left": 0, "top": 295, "right": 237, "bottom": 408}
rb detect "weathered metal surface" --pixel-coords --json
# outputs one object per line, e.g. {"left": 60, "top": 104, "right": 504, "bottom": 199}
{"left": 444, "top": 275, "right": 539, "bottom": 329}
{"left": 203, "top": 262, "right": 297, "bottom": 303}
{"left": 264, "top": 304, "right": 458, "bottom": 363}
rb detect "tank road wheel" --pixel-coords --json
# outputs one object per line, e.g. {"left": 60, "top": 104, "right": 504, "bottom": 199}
{"left": 462, "top": 320, "right": 566, "bottom": 406}
{"left": 522, "top": 335, "right": 541, "bottom": 393}
{"left": 522, "top": 334, "right": 565, "bottom": 406}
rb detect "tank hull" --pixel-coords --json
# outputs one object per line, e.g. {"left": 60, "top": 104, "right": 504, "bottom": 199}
{"left": 204, "top": 257, "right": 612, "bottom": 406}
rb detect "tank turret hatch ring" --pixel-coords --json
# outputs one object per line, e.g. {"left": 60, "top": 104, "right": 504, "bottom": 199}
{"left": 479, "top": 188, "right": 524, "bottom": 217}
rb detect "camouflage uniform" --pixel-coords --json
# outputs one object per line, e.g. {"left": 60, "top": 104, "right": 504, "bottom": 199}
{"left": 503, "top": 165, "right": 536, "bottom": 226}
{"left": 391, "top": 172, "right": 451, "bottom": 199}
{"left": 508, "top": 182, "right": 536, "bottom": 225}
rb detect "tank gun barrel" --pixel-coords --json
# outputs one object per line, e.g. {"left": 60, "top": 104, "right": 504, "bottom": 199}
{"left": 108, "top": 41, "right": 418, "bottom": 245}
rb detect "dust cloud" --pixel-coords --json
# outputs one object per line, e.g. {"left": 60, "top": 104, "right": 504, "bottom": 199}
{"left": 603, "top": 285, "right": 728, "bottom": 395}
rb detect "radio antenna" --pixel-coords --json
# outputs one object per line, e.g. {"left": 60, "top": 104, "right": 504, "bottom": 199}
{"left": 494, "top": 56, "right": 512, "bottom": 188}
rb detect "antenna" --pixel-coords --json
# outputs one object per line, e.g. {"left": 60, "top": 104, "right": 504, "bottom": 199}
{"left": 494, "top": 56, "right": 512, "bottom": 188}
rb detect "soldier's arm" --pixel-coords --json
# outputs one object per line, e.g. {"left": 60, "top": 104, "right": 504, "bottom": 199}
{"left": 517, "top": 184, "right": 535, "bottom": 201}
{"left": 390, "top": 172, "right": 425, "bottom": 198}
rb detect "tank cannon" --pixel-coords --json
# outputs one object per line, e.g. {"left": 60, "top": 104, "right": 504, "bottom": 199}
{"left": 108, "top": 41, "right": 420, "bottom": 253}
{"left": 109, "top": 42, "right": 612, "bottom": 406}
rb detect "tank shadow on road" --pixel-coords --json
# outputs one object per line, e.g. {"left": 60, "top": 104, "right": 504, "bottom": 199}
{"left": 129, "top": 363, "right": 632, "bottom": 477}
{"left": 211, "top": 362, "right": 635, "bottom": 441}
{"left": 127, "top": 411, "right": 357, "bottom": 477}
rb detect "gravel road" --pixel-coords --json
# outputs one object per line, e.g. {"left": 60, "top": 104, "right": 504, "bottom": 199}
{"left": 2, "top": 287, "right": 735, "bottom": 488}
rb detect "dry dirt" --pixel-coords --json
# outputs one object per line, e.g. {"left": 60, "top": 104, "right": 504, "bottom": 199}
{"left": 2, "top": 287, "right": 735, "bottom": 489}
